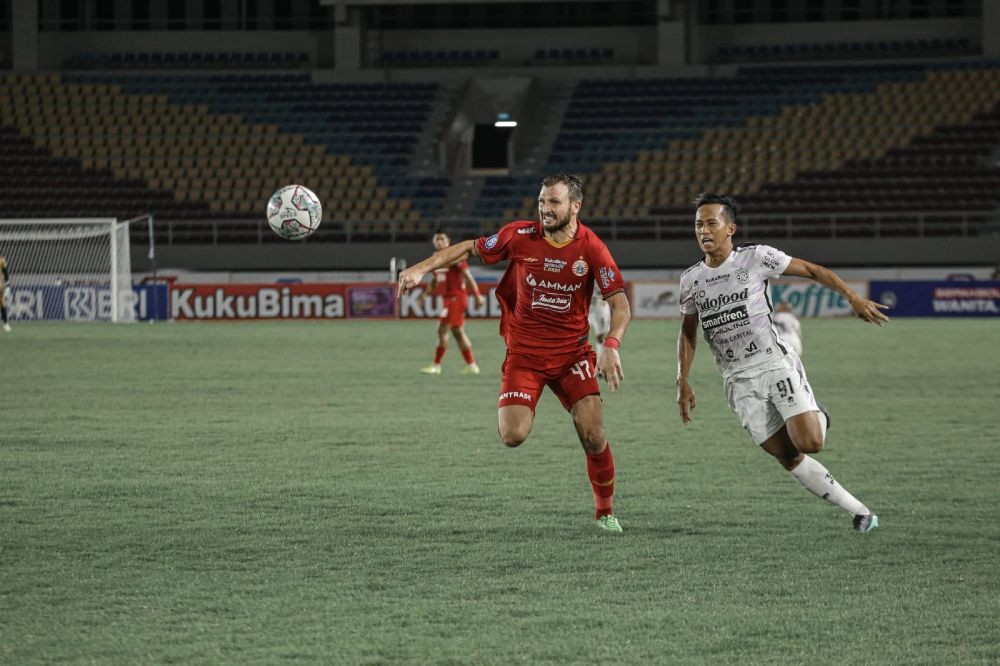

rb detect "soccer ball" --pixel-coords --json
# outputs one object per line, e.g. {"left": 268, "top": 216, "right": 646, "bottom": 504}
{"left": 266, "top": 185, "right": 322, "bottom": 240}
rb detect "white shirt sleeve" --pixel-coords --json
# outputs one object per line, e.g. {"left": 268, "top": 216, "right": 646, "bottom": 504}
{"left": 755, "top": 245, "right": 792, "bottom": 280}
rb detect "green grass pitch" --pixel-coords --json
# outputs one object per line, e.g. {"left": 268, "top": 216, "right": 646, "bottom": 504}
{"left": 2, "top": 318, "right": 998, "bottom": 664}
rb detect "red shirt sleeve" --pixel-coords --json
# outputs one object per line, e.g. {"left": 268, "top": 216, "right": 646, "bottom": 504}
{"left": 590, "top": 237, "right": 625, "bottom": 298}
{"left": 456, "top": 260, "right": 469, "bottom": 272}
{"left": 475, "top": 223, "right": 521, "bottom": 265}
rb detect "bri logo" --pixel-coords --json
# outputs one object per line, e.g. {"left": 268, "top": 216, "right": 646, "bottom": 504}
{"left": 485, "top": 234, "right": 499, "bottom": 249}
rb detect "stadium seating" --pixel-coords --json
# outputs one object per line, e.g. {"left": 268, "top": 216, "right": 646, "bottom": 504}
{"left": 714, "top": 39, "right": 977, "bottom": 64}
{"left": 478, "top": 60, "right": 1000, "bottom": 238}
{"left": 64, "top": 51, "right": 310, "bottom": 70}
{"left": 0, "top": 72, "right": 448, "bottom": 242}
{"left": 381, "top": 50, "right": 499, "bottom": 68}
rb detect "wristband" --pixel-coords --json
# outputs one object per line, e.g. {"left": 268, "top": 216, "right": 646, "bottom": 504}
{"left": 604, "top": 336, "right": 620, "bottom": 350}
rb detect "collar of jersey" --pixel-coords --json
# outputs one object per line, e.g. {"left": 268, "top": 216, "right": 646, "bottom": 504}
{"left": 542, "top": 221, "right": 583, "bottom": 248}
{"left": 703, "top": 248, "right": 734, "bottom": 269}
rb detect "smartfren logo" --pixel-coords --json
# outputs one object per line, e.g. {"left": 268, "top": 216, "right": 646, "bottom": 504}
{"left": 702, "top": 305, "right": 749, "bottom": 330}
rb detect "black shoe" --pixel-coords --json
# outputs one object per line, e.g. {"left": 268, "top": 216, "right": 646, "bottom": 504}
{"left": 852, "top": 512, "right": 879, "bottom": 533}
{"left": 817, "top": 401, "right": 832, "bottom": 432}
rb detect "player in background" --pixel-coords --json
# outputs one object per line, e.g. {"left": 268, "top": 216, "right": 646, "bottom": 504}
{"left": 589, "top": 291, "right": 611, "bottom": 355}
{"left": 399, "top": 174, "right": 632, "bottom": 534}
{"left": 420, "top": 229, "right": 486, "bottom": 375}
{"left": 675, "top": 193, "right": 889, "bottom": 533}
{"left": 771, "top": 301, "right": 802, "bottom": 356}
{"left": 1, "top": 255, "right": 10, "bottom": 333}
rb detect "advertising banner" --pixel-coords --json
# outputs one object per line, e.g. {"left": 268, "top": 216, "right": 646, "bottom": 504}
{"left": 171, "top": 283, "right": 348, "bottom": 320}
{"left": 769, "top": 280, "right": 869, "bottom": 318}
{"left": 7, "top": 284, "right": 168, "bottom": 321}
{"left": 396, "top": 284, "right": 502, "bottom": 319}
{"left": 347, "top": 286, "right": 397, "bottom": 318}
{"left": 629, "top": 280, "right": 867, "bottom": 319}
{"left": 869, "top": 281, "right": 1000, "bottom": 317}
{"left": 631, "top": 282, "right": 682, "bottom": 319}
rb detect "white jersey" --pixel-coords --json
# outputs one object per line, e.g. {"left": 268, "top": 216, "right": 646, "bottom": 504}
{"left": 679, "top": 244, "right": 794, "bottom": 380}
{"left": 589, "top": 291, "right": 611, "bottom": 337}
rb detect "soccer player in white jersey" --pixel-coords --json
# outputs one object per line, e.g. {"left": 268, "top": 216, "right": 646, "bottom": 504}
{"left": 771, "top": 302, "right": 802, "bottom": 356}
{"left": 675, "top": 194, "right": 889, "bottom": 533}
{"left": 589, "top": 290, "right": 611, "bottom": 355}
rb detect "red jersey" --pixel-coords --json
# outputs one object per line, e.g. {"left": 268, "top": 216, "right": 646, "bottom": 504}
{"left": 430, "top": 261, "right": 469, "bottom": 299}
{"left": 475, "top": 220, "right": 625, "bottom": 355}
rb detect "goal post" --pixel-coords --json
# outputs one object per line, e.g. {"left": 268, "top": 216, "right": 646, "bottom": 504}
{"left": 0, "top": 218, "right": 136, "bottom": 323}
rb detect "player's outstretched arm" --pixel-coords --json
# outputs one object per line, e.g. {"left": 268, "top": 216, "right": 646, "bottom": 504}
{"left": 398, "top": 240, "right": 477, "bottom": 297}
{"left": 676, "top": 313, "right": 699, "bottom": 424}
{"left": 597, "top": 291, "right": 631, "bottom": 392}
{"left": 783, "top": 257, "right": 890, "bottom": 325}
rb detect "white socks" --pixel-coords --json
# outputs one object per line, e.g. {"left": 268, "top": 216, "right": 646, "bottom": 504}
{"left": 790, "top": 455, "right": 867, "bottom": 516}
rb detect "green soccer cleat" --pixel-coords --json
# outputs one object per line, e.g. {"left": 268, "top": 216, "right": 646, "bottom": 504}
{"left": 595, "top": 514, "right": 623, "bottom": 534}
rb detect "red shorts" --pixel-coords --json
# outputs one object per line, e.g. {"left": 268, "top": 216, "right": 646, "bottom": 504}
{"left": 439, "top": 295, "right": 467, "bottom": 328}
{"left": 499, "top": 348, "right": 600, "bottom": 412}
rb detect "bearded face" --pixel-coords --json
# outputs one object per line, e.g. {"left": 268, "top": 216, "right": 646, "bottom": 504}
{"left": 538, "top": 183, "right": 579, "bottom": 233}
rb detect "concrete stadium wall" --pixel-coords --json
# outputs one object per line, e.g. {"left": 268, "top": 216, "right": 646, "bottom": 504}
{"left": 134, "top": 236, "right": 1000, "bottom": 272}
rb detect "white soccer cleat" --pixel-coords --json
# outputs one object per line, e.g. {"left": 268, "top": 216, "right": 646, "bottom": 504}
{"left": 461, "top": 364, "right": 480, "bottom": 375}
{"left": 421, "top": 365, "right": 441, "bottom": 375}
{"left": 2, "top": 323, "right": 10, "bottom": 333}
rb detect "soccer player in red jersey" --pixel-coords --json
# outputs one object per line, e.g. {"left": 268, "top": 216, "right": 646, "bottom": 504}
{"left": 420, "top": 229, "right": 486, "bottom": 375}
{"left": 398, "top": 174, "right": 632, "bottom": 533}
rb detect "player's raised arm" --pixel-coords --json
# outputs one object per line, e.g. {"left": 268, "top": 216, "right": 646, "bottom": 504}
{"left": 397, "top": 240, "right": 478, "bottom": 297}
{"left": 783, "top": 257, "right": 890, "bottom": 325}
{"left": 675, "top": 312, "right": 700, "bottom": 424}
{"left": 596, "top": 291, "right": 631, "bottom": 392}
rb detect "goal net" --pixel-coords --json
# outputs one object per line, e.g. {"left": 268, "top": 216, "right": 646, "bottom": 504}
{"left": 0, "top": 218, "right": 136, "bottom": 323}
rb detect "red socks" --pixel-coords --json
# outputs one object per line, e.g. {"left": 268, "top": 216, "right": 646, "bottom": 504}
{"left": 461, "top": 348, "right": 476, "bottom": 365}
{"left": 586, "top": 443, "right": 615, "bottom": 518}
{"left": 434, "top": 346, "right": 446, "bottom": 364}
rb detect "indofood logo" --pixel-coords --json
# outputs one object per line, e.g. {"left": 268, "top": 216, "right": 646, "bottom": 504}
{"left": 699, "top": 288, "right": 748, "bottom": 312}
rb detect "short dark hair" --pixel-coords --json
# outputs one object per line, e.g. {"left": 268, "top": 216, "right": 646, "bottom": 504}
{"left": 693, "top": 192, "right": 740, "bottom": 224}
{"left": 431, "top": 228, "right": 449, "bottom": 238}
{"left": 541, "top": 173, "right": 584, "bottom": 202}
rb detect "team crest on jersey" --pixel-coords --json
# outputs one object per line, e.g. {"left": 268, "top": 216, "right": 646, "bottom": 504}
{"left": 572, "top": 259, "right": 588, "bottom": 276}
{"left": 736, "top": 268, "right": 749, "bottom": 284}
{"left": 485, "top": 234, "right": 499, "bottom": 249}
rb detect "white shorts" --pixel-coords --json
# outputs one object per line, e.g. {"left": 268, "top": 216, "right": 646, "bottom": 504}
{"left": 589, "top": 299, "right": 611, "bottom": 338}
{"left": 724, "top": 352, "right": 819, "bottom": 445}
